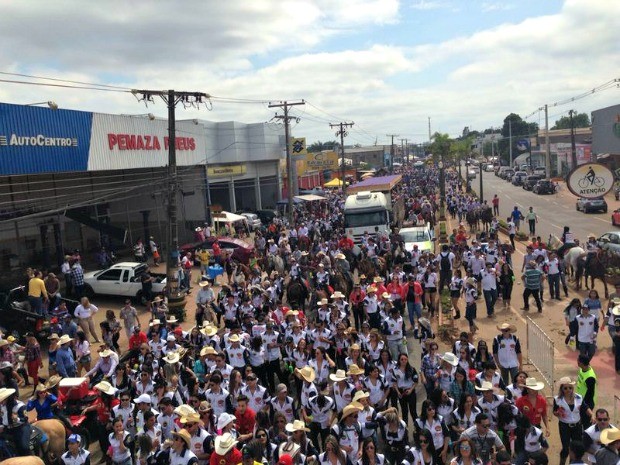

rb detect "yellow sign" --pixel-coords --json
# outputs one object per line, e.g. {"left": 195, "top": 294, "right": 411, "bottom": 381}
{"left": 290, "top": 138, "right": 307, "bottom": 156}
{"left": 306, "top": 150, "right": 338, "bottom": 170}
{"left": 207, "top": 164, "right": 246, "bottom": 177}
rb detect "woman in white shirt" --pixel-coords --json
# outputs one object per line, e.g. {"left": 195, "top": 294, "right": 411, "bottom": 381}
{"left": 75, "top": 331, "right": 91, "bottom": 376}
{"left": 108, "top": 417, "right": 132, "bottom": 465}
{"left": 424, "top": 266, "right": 438, "bottom": 317}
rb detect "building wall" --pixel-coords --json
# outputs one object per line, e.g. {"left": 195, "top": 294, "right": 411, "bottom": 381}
{"left": 592, "top": 104, "right": 620, "bottom": 155}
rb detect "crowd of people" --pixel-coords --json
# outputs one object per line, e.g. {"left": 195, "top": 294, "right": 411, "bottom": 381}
{"left": 1, "top": 164, "right": 619, "bottom": 465}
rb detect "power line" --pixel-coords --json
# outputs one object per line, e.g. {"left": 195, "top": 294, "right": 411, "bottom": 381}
{"left": 0, "top": 71, "right": 133, "bottom": 91}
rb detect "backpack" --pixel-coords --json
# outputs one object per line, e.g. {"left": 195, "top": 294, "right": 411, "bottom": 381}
{"left": 440, "top": 252, "right": 451, "bottom": 271}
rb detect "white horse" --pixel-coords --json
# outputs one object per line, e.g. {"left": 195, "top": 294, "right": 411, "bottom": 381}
{"left": 564, "top": 246, "right": 585, "bottom": 280}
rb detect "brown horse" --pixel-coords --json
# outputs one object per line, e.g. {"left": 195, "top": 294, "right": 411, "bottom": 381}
{"left": 576, "top": 253, "right": 609, "bottom": 298}
{"left": 1, "top": 458, "right": 45, "bottom": 465}
{"left": 358, "top": 258, "right": 377, "bottom": 280}
{"left": 33, "top": 419, "right": 66, "bottom": 464}
{"left": 332, "top": 271, "right": 352, "bottom": 297}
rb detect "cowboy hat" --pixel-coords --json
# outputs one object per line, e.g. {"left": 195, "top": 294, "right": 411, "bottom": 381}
{"left": 0, "top": 339, "right": 11, "bottom": 348}
{"left": 228, "top": 334, "right": 241, "bottom": 343}
{"left": 600, "top": 427, "right": 620, "bottom": 445}
{"left": 496, "top": 323, "right": 517, "bottom": 333}
{"left": 45, "top": 375, "right": 62, "bottom": 389}
{"left": 367, "top": 286, "right": 377, "bottom": 293}
{"left": 381, "top": 292, "right": 390, "bottom": 299}
{"left": 95, "top": 380, "right": 117, "bottom": 396}
{"left": 557, "top": 376, "right": 576, "bottom": 386}
{"left": 285, "top": 419, "right": 310, "bottom": 433}
{"left": 35, "top": 384, "right": 48, "bottom": 393}
{"left": 349, "top": 343, "right": 361, "bottom": 351}
{"left": 199, "top": 281, "right": 211, "bottom": 287}
{"left": 285, "top": 309, "right": 300, "bottom": 317}
{"left": 329, "top": 369, "right": 347, "bottom": 382}
{"left": 612, "top": 305, "right": 620, "bottom": 317}
{"left": 149, "top": 319, "right": 163, "bottom": 327}
{"left": 174, "top": 404, "right": 197, "bottom": 417}
{"left": 172, "top": 429, "right": 192, "bottom": 447}
{"left": 201, "top": 325, "right": 217, "bottom": 337}
{"left": 441, "top": 352, "right": 459, "bottom": 366}
{"left": 0, "top": 388, "right": 16, "bottom": 403}
{"left": 330, "top": 291, "right": 345, "bottom": 299}
{"left": 214, "top": 432, "right": 238, "bottom": 455}
{"left": 99, "top": 349, "right": 113, "bottom": 358}
{"left": 200, "top": 346, "right": 218, "bottom": 357}
{"left": 373, "top": 276, "right": 384, "bottom": 283}
{"left": 466, "top": 278, "right": 477, "bottom": 286}
{"left": 216, "top": 412, "right": 236, "bottom": 430}
{"left": 153, "top": 296, "right": 164, "bottom": 303}
{"left": 298, "top": 366, "right": 316, "bottom": 383}
{"left": 336, "top": 253, "right": 346, "bottom": 259}
{"left": 521, "top": 377, "right": 545, "bottom": 391}
{"left": 352, "top": 390, "right": 370, "bottom": 403}
{"left": 163, "top": 352, "right": 180, "bottom": 364}
{"left": 166, "top": 316, "right": 178, "bottom": 324}
{"left": 341, "top": 402, "right": 363, "bottom": 420}
{"left": 58, "top": 334, "right": 73, "bottom": 345}
{"left": 319, "top": 298, "right": 330, "bottom": 306}
{"left": 48, "top": 333, "right": 60, "bottom": 340}
{"left": 418, "top": 317, "right": 432, "bottom": 329}
{"left": 475, "top": 380, "right": 494, "bottom": 392}
{"left": 180, "top": 412, "right": 202, "bottom": 424}
{"left": 347, "top": 364, "right": 364, "bottom": 376}
{"left": 198, "top": 401, "right": 212, "bottom": 413}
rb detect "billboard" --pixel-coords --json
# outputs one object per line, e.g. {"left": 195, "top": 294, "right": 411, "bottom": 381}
{"left": 0, "top": 103, "right": 92, "bottom": 174}
{"left": 305, "top": 151, "right": 338, "bottom": 170}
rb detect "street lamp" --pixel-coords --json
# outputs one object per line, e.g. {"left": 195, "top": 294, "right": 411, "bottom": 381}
{"left": 26, "top": 101, "right": 58, "bottom": 110}
{"left": 438, "top": 159, "right": 445, "bottom": 219}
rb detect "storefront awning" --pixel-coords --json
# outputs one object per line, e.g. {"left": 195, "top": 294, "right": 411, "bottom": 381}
{"left": 64, "top": 208, "right": 128, "bottom": 242}
{"left": 294, "top": 194, "right": 327, "bottom": 202}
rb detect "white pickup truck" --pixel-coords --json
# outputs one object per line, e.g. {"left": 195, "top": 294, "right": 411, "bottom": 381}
{"left": 82, "top": 262, "right": 166, "bottom": 302}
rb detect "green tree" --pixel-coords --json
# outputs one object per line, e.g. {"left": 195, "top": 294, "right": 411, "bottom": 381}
{"left": 552, "top": 111, "right": 590, "bottom": 130}
{"left": 430, "top": 132, "right": 453, "bottom": 164}
{"left": 307, "top": 140, "right": 338, "bottom": 152}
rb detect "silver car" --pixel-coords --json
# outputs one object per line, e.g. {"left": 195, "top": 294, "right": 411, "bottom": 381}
{"left": 240, "top": 213, "right": 262, "bottom": 231}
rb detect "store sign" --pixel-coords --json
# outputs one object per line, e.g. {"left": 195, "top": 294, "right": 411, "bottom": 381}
{"left": 306, "top": 151, "right": 338, "bottom": 169}
{"left": 0, "top": 133, "right": 78, "bottom": 147}
{"left": 107, "top": 134, "right": 196, "bottom": 151}
{"left": 566, "top": 163, "right": 615, "bottom": 198}
{"left": 290, "top": 137, "right": 307, "bottom": 156}
{"left": 207, "top": 164, "right": 246, "bottom": 177}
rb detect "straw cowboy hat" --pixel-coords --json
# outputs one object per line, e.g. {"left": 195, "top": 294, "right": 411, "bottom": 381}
{"left": 601, "top": 427, "right": 620, "bottom": 445}
{"left": 366, "top": 286, "right": 377, "bottom": 293}
{"left": 199, "top": 280, "right": 211, "bottom": 287}
{"left": 347, "top": 364, "right": 365, "bottom": 376}
{"left": 336, "top": 253, "right": 346, "bottom": 260}
{"left": 228, "top": 334, "right": 241, "bottom": 343}
{"left": 163, "top": 352, "right": 180, "bottom": 364}
{"left": 497, "top": 323, "right": 517, "bottom": 333}
{"left": 149, "top": 319, "right": 162, "bottom": 327}
{"left": 99, "top": 349, "right": 113, "bottom": 358}
{"left": 58, "top": 335, "right": 73, "bottom": 345}
{"left": 48, "top": 333, "right": 60, "bottom": 341}
{"left": 520, "top": 377, "right": 545, "bottom": 391}
{"left": 329, "top": 369, "right": 347, "bottom": 382}
{"left": 200, "top": 346, "right": 218, "bottom": 357}
{"left": 341, "top": 402, "right": 363, "bottom": 420}
{"left": 475, "top": 380, "right": 494, "bottom": 392}
{"left": 172, "top": 429, "right": 192, "bottom": 448}
{"left": 285, "top": 419, "right": 310, "bottom": 433}
{"left": 330, "top": 291, "right": 345, "bottom": 299}
{"left": 95, "top": 381, "right": 117, "bottom": 396}
{"left": 466, "top": 278, "right": 477, "bottom": 286}
{"left": 174, "top": 404, "right": 197, "bottom": 417}
{"left": 612, "top": 305, "right": 620, "bottom": 317}
{"left": 298, "top": 366, "right": 316, "bottom": 383}
{"left": 352, "top": 390, "right": 370, "bottom": 403}
{"left": 319, "top": 298, "right": 330, "bottom": 306}
{"left": 35, "top": 384, "right": 48, "bottom": 393}
{"left": 0, "top": 388, "right": 16, "bottom": 403}
{"left": 285, "top": 309, "right": 300, "bottom": 317}
{"left": 45, "top": 375, "right": 62, "bottom": 389}
{"left": 349, "top": 343, "right": 361, "bottom": 351}
{"left": 214, "top": 432, "right": 238, "bottom": 456}
{"left": 557, "top": 376, "right": 576, "bottom": 386}
{"left": 198, "top": 401, "right": 212, "bottom": 413}
{"left": 441, "top": 352, "right": 459, "bottom": 367}
{"left": 0, "top": 340, "right": 10, "bottom": 348}
{"left": 201, "top": 325, "right": 217, "bottom": 337}
{"left": 153, "top": 296, "right": 164, "bottom": 304}
{"left": 373, "top": 276, "right": 384, "bottom": 283}
{"left": 180, "top": 412, "right": 202, "bottom": 424}
{"left": 166, "top": 316, "right": 178, "bottom": 324}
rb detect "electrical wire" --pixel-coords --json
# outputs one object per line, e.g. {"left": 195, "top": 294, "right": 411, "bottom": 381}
{"left": 0, "top": 78, "right": 130, "bottom": 93}
{"left": 0, "top": 71, "right": 134, "bottom": 91}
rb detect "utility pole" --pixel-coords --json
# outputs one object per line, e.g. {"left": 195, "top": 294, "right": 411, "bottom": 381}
{"left": 545, "top": 104, "right": 551, "bottom": 179}
{"left": 330, "top": 121, "right": 355, "bottom": 192}
{"left": 269, "top": 100, "right": 305, "bottom": 225}
{"left": 508, "top": 119, "right": 513, "bottom": 167}
{"left": 569, "top": 109, "right": 578, "bottom": 170}
{"left": 399, "top": 138, "right": 408, "bottom": 165}
{"left": 131, "top": 89, "right": 210, "bottom": 298}
{"left": 428, "top": 117, "right": 432, "bottom": 142}
{"left": 386, "top": 134, "right": 399, "bottom": 169}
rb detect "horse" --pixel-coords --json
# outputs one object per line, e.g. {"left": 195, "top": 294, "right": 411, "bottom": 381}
{"left": 332, "top": 271, "right": 353, "bottom": 297}
{"left": 32, "top": 419, "right": 66, "bottom": 464}
{"left": 297, "top": 235, "right": 310, "bottom": 252}
{"left": 480, "top": 206, "right": 493, "bottom": 232}
{"left": 576, "top": 252, "right": 609, "bottom": 298}
{"left": 564, "top": 246, "right": 585, "bottom": 280}
{"left": 465, "top": 210, "right": 479, "bottom": 232}
{"left": 266, "top": 254, "right": 285, "bottom": 277}
{"left": 286, "top": 278, "right": 309, "bottom": 310}
{"left": 357, "top": 257, "right": 377, "bottom": 280}
{"left": 0, "top": 458, "right": 45, "bottom": 465}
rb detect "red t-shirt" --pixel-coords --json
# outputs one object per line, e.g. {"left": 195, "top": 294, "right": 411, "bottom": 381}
{"left": 129, "top": 331, "right": 148, "bottom": 350}
{"left": 235, "top": 407, "right": 256, "bottom": 434}
{"left": 516, "top": 394, "right": 547, "bottom": 427}
{"left": 209, "top": 448, "right": 242, "bottom": 465}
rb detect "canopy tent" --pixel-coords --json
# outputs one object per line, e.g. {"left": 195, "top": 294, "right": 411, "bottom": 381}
{"left": 212, "top": 211, "right": 246, "bottom": 223}
{"left": 360, "top": 172, "right": 374, "bottom": 179}
{"left": 324, "top": 177, "right": 344, "bottom": 188}
{"left": 294, "top": 194, "right": 327, "bottom": 202}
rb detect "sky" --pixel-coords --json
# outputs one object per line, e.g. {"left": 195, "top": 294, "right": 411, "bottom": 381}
{"left": 1, "top": 0, "right": 619, "bottom": 147}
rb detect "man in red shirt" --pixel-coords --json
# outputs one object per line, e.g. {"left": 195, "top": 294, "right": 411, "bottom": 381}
{"left": 212, "top": 239, "right": 221, "bottom": 265}
{"left": 235, "top": 394, "right": 256, "bottom": 445}
{"left": 338, "top": 234, "right": 354, "bottom": 251}
{"left": 128, "top": 325, "right": 148, "bottom": 350}
{"left": 210, "top": 432, "right": 241, "bottom": 465}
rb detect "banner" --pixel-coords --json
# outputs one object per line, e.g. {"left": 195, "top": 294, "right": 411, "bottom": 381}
{"left": 305, "top": 151, "right": 338, "bottom": 170}
{"left": 290, "top": 137, "right": 307, "bottom": 156}
{"left": 207, "top": 164, "right": 246, "bottom": 177}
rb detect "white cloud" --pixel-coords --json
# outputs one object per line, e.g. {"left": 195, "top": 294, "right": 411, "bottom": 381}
{"left": 481, "top": 2, "right": 515, "bottom": 13}
{"left": 410, "top": 0, "right": 448, "bottom": 10}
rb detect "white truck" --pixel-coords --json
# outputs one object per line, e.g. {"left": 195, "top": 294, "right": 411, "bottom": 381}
{"left": 82, "top": 262, "right": 167, "bottom": 302}
{"left": 344, "top": 191, "right": 391, "bottom": 243}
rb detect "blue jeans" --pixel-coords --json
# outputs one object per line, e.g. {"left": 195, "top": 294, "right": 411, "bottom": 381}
{"left": 28, "top": 295, "right": 43, "bottom": 315}
{"left": 483, "top": 289, "right": 497, "bottom": 316}
{"left": 406, "top": 301, "right": 422, "bottom": 327}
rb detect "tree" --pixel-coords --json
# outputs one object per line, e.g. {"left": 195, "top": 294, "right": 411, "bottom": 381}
{"left": 552, "top": 111, "right": 590, "bottom": 130}
{"left": 307, "top": 140, "right": 338, "bottom": 152}
{"left": 430, "top": 132, "right": 453, "bottom": 164}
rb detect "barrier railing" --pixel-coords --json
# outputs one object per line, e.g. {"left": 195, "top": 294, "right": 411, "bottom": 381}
{"left": 614, "top": 395, "right": 620, "bottom": 426}
{"left": 526, "top": 316, "right": 555, "bottom": 390}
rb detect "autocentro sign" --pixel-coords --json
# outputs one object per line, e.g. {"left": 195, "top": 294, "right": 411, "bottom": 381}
{"left": 566, "top": 162, "right": 615, "bottom": 199}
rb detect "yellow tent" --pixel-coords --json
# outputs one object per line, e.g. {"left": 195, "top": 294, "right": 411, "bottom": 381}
{"left": 324, "top": 177, "right": 344, "bottom": 188}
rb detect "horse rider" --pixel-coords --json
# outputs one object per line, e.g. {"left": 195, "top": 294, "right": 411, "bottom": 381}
{"left": 334, "top": 253, "right": 353, "bottom": 286}
{"left": 315, "top": 264, "right": 330, "bottom": 289}
{"left": 583, "top": 234, "right": 600, "bottom": 269}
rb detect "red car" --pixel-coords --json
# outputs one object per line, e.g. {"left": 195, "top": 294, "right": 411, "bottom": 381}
{"left": 612, "top": 209, "right": 620, "bottom": 227}
{"left": 179, "top": 236, "right": 255, "bottom": 265}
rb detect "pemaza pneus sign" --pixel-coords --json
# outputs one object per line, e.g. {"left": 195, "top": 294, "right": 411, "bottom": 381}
{"left": 0, "top": 103, "right": 92, "bottom": 174}
{"left": 566, "top": 162, "right": 615, "bottom": 199}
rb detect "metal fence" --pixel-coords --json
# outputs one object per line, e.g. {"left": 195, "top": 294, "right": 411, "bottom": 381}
{"left": 526, "top": 316, "right": 555, "bottom": 390}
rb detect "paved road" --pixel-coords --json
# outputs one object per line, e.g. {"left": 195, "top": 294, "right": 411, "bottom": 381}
{"left": 473, "top": 167, "right": 619, "bottom": 242}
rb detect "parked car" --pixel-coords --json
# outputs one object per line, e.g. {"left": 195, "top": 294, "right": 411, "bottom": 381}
{"left": 484, "top": 164, "right": 495, "bottom": 172}
{"left": 239, "top": 212, "right": 262, "bottom": 231}
{"left": 82, "top": 262, "right": 167, "bottom": 302}
{"left": 612, "top": 209, "right": 620, "bottom": 227}
{"left": 501, "top": 169, "right": 515, "bottom": 180}
{"left": 180, "top": 236, "right": 255, "bottom": 265}
{"left": 522, "top": 175, "right": 544, "bottom": 191}
{"left": 255, "top": 209, "right": 279, "bottom": 225}
{"left": 467, "top": 169, "right": 477, "bottom": 180}
{"left": 533, "top": 167, "right": 546, "bottom": 176}
{"left": 614, "top": 185, "right": 619, "bottom": 201}
{"left": 576, "top": 197, "right": 608, "bottom": 213}
{"left": 520, "top": 164, "right": 531, "bottom": 172}
{"left": 511, "top": 171, "right": 528, "bottom": 186}
{"left": 597, "top": 231, "right": 620, "bottom": 252}
{"left": 532, "top": 180, "right": 557, "bottom": 195}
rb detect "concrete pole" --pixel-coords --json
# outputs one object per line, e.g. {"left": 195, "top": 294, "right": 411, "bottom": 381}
{"left": 545, "top": 104, "right": 551, "bottom": 179}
